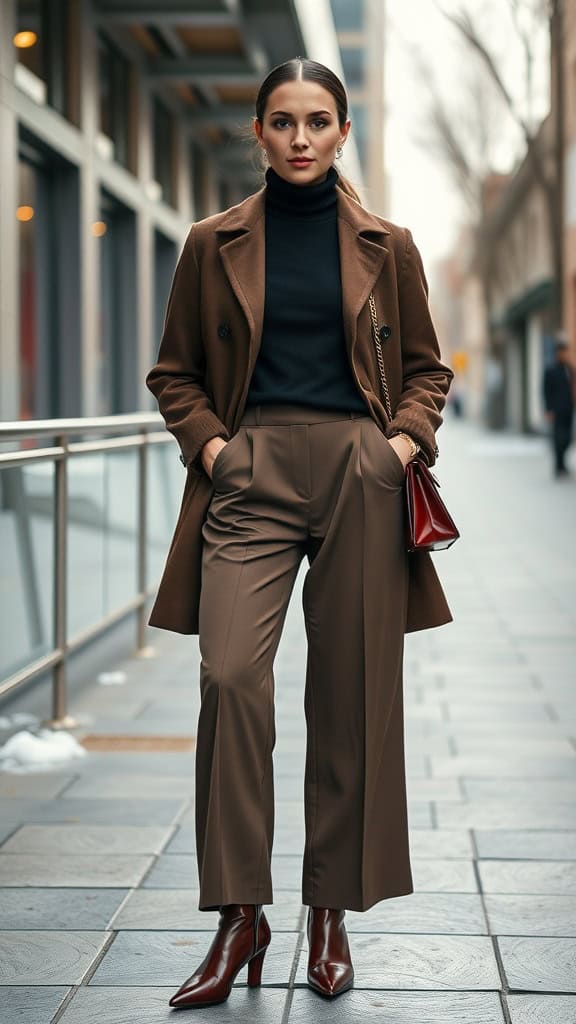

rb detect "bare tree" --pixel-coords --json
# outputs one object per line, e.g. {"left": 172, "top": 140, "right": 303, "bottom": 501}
{"left": 432, "top": 0, "right": 564, "bottom": 326}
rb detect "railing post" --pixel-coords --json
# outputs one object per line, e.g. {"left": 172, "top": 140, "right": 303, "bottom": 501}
{"left": 137, "top": 433, "right": 155, "bottom": 657}
{"left": 49, "top": 434, "right": 79, "bottom": 728}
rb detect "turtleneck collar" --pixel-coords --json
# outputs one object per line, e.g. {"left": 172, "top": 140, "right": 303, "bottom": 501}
{"left": 264, "top": 163, "right": 339, "bottom": 217}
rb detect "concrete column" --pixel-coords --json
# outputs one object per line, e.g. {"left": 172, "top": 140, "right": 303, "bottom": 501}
{"left": 0, "top": 0, "right": 19, "bottom": 419}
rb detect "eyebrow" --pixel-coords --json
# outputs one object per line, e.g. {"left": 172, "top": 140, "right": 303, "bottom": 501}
{"left": 268, "top": 110, "right": 333, "bottom": 117}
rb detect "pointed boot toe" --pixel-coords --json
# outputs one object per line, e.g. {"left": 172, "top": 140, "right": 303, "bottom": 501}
{"left": 307, "top": 960, "right": 354, "bottom": 997}
{"left": 306, "top": 906, "right": 354, "bottom": 999}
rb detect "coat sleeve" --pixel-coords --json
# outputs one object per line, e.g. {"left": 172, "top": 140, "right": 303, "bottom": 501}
{"left": 145, "top": 222, "right": 229, "bottom": 472}
{"left": 385, "top": 227, "right": 454, "bottom": 467}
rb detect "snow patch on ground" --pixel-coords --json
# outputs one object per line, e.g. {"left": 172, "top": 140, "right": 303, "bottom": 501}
{"left": 97, "top": 670, "right": 127, "bottom": 685}
{"left": 0, "top": 728, "right": 87, "bottom": 773}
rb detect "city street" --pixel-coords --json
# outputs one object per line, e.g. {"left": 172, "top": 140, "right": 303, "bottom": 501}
{"left": 1, "top": 412, "right": 575, "bottom": 1023}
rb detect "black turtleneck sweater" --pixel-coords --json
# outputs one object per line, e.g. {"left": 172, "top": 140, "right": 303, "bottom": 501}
{"left": 245, "top": 164, "right": 367, "bottom": 413}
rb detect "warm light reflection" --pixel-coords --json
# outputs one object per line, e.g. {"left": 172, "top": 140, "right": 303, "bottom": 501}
{"left": 14, "top": 30, "right": 37, "bottom": 49}
{"left": 17, "top": 205, "right": 34, "bottom": 222}
{"left": 91, "top": 221, "right": 107, "bottom": 236}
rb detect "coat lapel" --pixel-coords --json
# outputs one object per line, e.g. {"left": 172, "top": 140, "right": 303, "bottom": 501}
{"left": 215, "top": 182, "right": 391, "bottom": 368}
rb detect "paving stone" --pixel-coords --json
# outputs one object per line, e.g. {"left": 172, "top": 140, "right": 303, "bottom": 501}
{"left": 64, "top": 752, "right": 196, "bottom": 775}
{"left": 475, "top": 830, "right": 576, "bottom": 860}
{"left": 60, "top": 774, "right": 194, "bottom": 799}
{"left": 90, "top": 930, "right": 298, "bottom": 986}
{"left": 0, "top": 774, "right": 75, "bottom": 798}
{"left": 294, "top": 934, "right": 500, "bottom": 989}
{"left": 412, "top": 858, "right": 478, "bottom": 892}
{"left": 405, "top": 779, "right": 463, "bottom": 800}
{"left": 0, "top": 889, "right": 128, "bottom": 929}
{"left": 287, "top": 989, "right": 505, "bottom": 1021}
{"left": 58, "top": 985, "right": 288, "bottom": 1022}
{"left": 507, "top": 993, "right": 576, "bottom": 1022}
{"left": 497, "top": 937, "right": 576, "bottom": 992}
{"left": 113, "top": 890, "right": 303, "bottom": 931}
{"left": 436, "top": 802, "right": 576, "bottom": 830}
{"left": 478, "top": 861, "right": 576, "bottom": 895}
{"left": 0, "top": 986, "right": 71, "bottom": 1023}
{"left": 344, "top": 893, "right": 486, "bottom": 933}
{"left": 485, "top": 895, "right": 576, "bottom": 936}
{"left": 1, "top": 824, "right": 173, "bottom": 855}
{"left": 453, "top": 740, "right": 576, "bottom": 756}
{"left": 404, "top": 829, "right": 474, "bottom": 858}
{"left": 432, "top": 757, "right": 576, "bottom": 779}
{"left": 463, "top": 779, "right": 576, "bottom": 800}
{"left": 0, "top": 853, "right": 153, "bottom": 887}
{"left": 0, "top": 797, "right": 185, "bottom": 825}
{"left": 0, "top": 930, "right": 109, "bottom": 984}
{"left": 140, "top": 854, "right": 199, "bottom": 888}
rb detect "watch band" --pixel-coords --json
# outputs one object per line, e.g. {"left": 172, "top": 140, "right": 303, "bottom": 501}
{"left": 393, "top": 431, "right": 421, "bottom": 460}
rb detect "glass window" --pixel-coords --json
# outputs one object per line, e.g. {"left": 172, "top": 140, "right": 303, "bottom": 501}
{"left": 18, "top": 155, "right": 59, "bottom": 419}
{"left": 341, "top": 47, "right": 364, "bottom": 90}
{"left": 153, "top": 97, "right": 176, "bottom": 207}
{"left": 14, "top": 0, "right": 76, "bottom": 121}
{"left": 98, "top": 33, "right": 132, "bottom": 169}
{"left": 350, "top": 102, "right": 367, "bottom": 164}
{"left": 330, "top": 0, "right": 364, "bottom": 31}
{"left": 97, "top": 190, "right": 137, "bottom": 415}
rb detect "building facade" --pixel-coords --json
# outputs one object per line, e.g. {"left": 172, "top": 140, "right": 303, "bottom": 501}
{"left": 0, "top": 0, "right": 364, "bottom": 424}
{"left": 565, "top": 0, "right": 576, "bottom": 345}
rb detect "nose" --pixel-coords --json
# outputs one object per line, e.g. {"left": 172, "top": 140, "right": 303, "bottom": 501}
{"left": 292, "top": 123, "right": 310, "bottom": 148}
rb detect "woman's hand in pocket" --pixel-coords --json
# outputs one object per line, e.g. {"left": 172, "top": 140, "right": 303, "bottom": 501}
{"left": 387, "top": 434, "right": 412, "bottom": 471}
{"left": 202, "top": 437, "right": 228, "bottom": 481}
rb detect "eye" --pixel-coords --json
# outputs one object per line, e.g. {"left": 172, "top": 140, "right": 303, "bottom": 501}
{"left": 271, "top": 118, "right": 330, "bottom": 129}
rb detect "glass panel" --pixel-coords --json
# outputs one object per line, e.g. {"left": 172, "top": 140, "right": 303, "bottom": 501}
{"left": 341, "top": 47, "right": 364, "bottom": 89}
{"left": 153, "top": 97, "right": 175, "bottom": 207}
{"left": 329, "top": 0, "right": 364, "bottom": 31}
{"left": 147, "top": 444, "right": 182, "bottom": 587}
{"left": 106, "top": 450, "right": 138, "bottom": 611}
{"left": 350, "top": 103, "right": 367, "bottom": 165}
{"left": 98, "top": 32, "right": 131, "bottom": 168}
{"left": 18, "top": 159, "right": 40, "bottom": 421}
{"left": 67, "top": 454, "right": 106, "bottom": 636}
{"left": 67, "top": 450, "right": 140, "bottom": 637}
{"left": 0, "top": 462, "right": 55, "bottom": 681}
{"left": 15, "top": 0, "right": 71, "bottom": 118}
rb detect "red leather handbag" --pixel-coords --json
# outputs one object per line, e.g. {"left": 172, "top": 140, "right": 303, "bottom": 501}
{"left": 403, "top": 458, "right": 460, "bottom": 551}
{"left": 369, "top": 292, "right": 460, "bottom": 552}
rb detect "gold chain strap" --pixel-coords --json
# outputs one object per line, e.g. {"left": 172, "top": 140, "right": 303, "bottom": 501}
{"left": 368, "top": 291, "right": 393, "bottom": 420}
{"left": 369, "top": 291, "right": 439, "bottom": 463}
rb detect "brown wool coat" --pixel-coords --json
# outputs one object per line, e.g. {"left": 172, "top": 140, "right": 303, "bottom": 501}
{"left": 145, "top": 181, "right": 455, "bottom": 635}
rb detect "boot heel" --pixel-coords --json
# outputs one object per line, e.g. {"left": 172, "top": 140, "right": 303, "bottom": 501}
{"left": 247, "top": 945, "right": 267, "bottom": 987}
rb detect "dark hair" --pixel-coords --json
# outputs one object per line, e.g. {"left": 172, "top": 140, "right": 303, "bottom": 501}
{"left": 247, "top": 56, "right": 362, "bottom": 204}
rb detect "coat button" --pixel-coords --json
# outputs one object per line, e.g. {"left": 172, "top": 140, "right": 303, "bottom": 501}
{"left": 379, "top": 324, "right": 392, "bottom": 341}
{"left": 217, "top": 322, "right": 231, "bottom": 338}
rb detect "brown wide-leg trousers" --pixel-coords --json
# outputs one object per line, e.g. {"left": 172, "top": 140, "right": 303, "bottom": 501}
{"left": 195, "top": 402, "right": 413, "bottom": 913}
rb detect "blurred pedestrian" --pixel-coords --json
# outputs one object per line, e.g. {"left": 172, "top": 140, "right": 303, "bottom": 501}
{"left": 543, "top": 334, "right": 575, "bottom": 477}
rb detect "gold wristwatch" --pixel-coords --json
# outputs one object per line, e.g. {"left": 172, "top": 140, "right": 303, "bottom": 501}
{"left": 393, "top": 431, "right": 421, "bottom": 460}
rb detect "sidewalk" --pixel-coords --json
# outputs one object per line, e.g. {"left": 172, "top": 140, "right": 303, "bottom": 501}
{"left": 1, "top": 414, "right": 575, "bottom": 1024}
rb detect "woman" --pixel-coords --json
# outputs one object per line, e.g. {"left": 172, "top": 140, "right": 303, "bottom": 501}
{"left": 146, "top": 58, "right": 454, "bottom": 1009}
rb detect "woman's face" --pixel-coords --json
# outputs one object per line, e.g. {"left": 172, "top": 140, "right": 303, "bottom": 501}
{"left": 255, "top": 79, "right": 350, "bottom": 186}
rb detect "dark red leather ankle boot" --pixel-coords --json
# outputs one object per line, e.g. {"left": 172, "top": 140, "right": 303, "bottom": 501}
{"left": 306, "top": 905, "right": 354, "bottom": 998}
{"left": 168, "top": 903, "right": 271, "bottom": 1009}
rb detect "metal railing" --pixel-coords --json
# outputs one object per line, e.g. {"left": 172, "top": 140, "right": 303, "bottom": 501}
{"left": 0, "top": 413, "right": 172, "bottom": 727}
